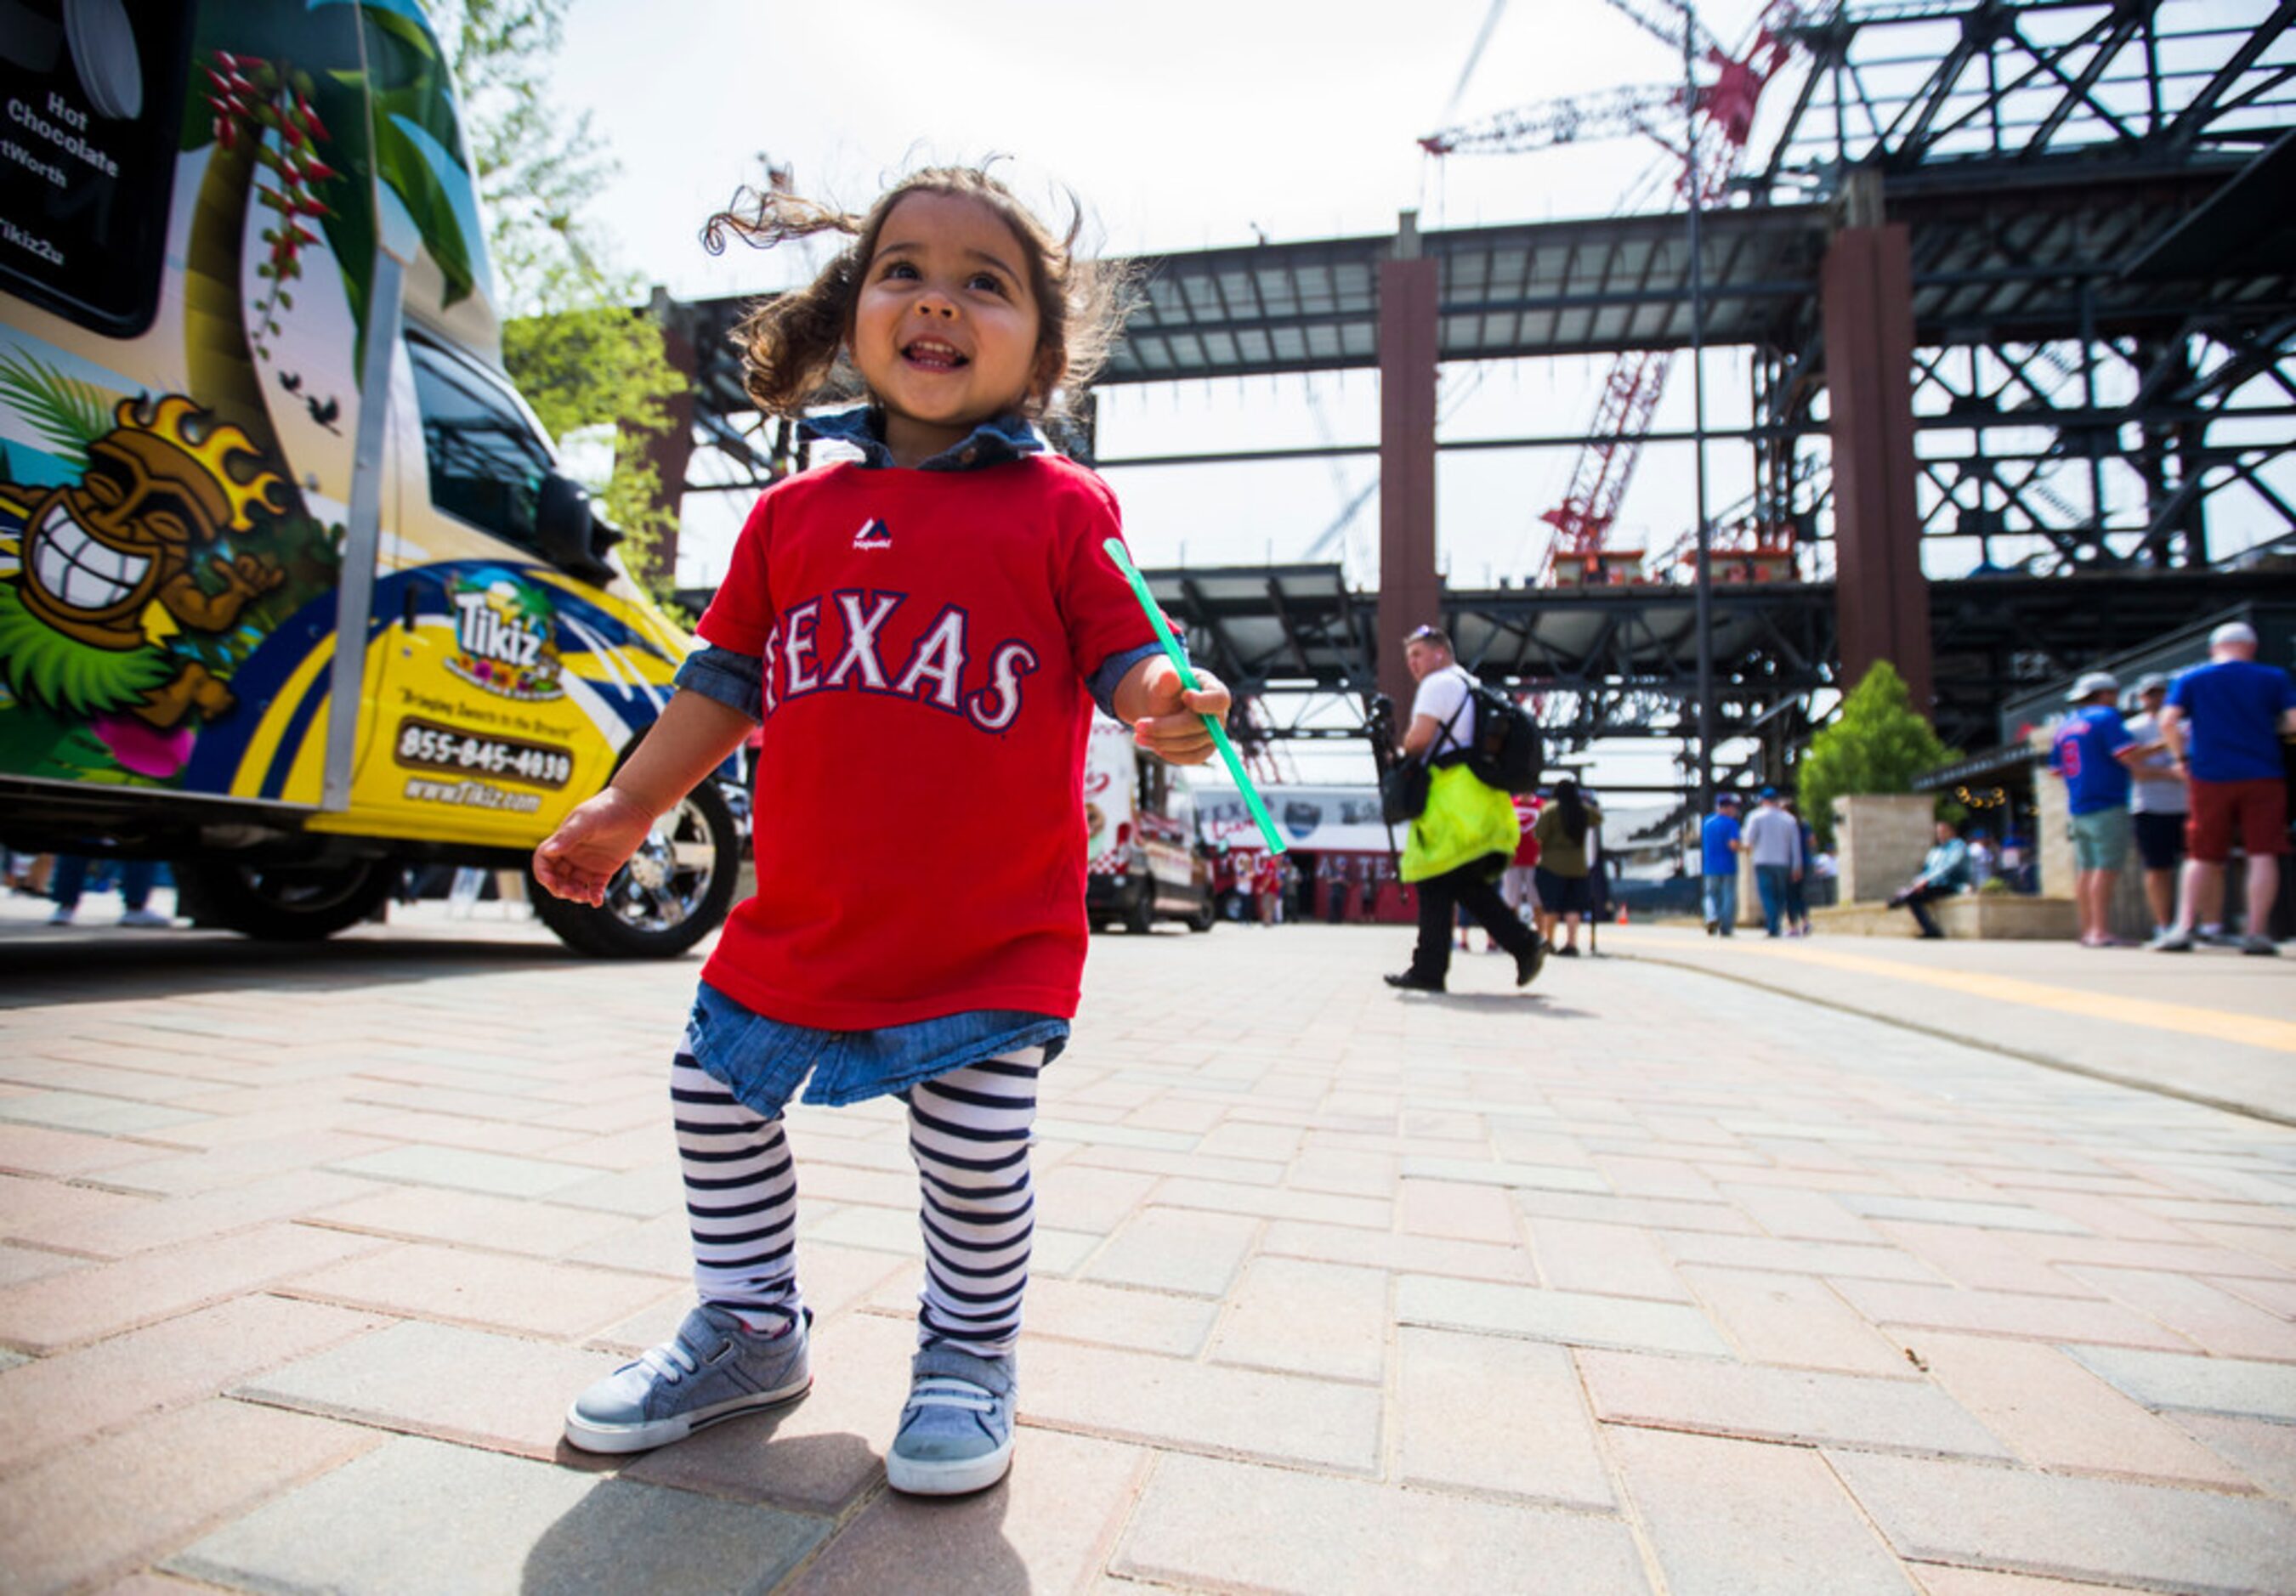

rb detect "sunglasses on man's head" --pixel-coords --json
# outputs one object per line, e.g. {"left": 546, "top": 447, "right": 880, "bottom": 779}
{"left": 1405, "top": 626, "right": 1443, "bottom": 642}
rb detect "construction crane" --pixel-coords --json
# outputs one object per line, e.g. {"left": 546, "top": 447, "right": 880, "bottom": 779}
{"left": 1421, "top": 0, "right": 1801, "bottom": 586}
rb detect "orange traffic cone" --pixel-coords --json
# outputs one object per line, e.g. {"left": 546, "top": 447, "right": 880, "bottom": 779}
{"left": 1615, "top": 904, "right": 1630, "bottom": 926}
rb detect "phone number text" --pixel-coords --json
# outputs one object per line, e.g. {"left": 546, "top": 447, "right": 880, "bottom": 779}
{"left": 393, "top": 717, "right": 574, "bottom": 789}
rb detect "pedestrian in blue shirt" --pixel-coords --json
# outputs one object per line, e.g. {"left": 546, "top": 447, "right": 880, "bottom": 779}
{"left": 1700, "top": 794, "right": 1744, "bottom": 936}
{"left": 2049, "top": 671, "right": 2149, "bottom": 948}
{"left": 2151, "top": 622, "right": 2296, "bottom": 954}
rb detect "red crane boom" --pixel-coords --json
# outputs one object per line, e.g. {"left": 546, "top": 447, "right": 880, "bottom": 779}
{"left": 1420, "top": 1, "right": 1800, "bottom": 586}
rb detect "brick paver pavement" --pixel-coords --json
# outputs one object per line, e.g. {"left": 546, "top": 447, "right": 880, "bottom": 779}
{"left": 2, "top": 908, "right": 2293, "bottom": 1593}
{"left": 1622, "top": 925, "right": 2296, "bottom": 1125}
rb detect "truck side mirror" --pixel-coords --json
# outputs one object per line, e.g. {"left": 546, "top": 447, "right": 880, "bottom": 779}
{"left": 536, "top": 473, "right": 621, "bottom": 582}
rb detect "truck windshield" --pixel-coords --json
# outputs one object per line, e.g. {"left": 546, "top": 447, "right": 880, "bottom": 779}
{"left": 408, "top": 336, "right": 554, "bottom": 550}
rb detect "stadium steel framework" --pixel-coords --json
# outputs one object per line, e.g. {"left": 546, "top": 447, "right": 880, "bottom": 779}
{"left": 649, "top": 0, "right": 2296, "bottom": 785}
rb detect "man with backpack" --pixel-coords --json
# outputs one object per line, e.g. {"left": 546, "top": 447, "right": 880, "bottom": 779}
{"left": 1382, "top": 625, "right": 1545, "bottom": 993}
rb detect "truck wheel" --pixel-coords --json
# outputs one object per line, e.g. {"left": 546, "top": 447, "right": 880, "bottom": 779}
{"left": 1186, "top": 899, "right": 1216, "bottom": 932}
{"left": 530, "top": 780, "right": 740, "bottom": 959}
{"left": 173, "top": 859, "right": 395, "bottom": 941}
{"left": 1125, "top": 886, "right": 1157, "bottom": 935}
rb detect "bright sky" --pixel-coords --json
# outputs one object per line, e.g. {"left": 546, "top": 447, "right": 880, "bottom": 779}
{"left": 556, "top": 0, "right": 1751, "bottom": 294}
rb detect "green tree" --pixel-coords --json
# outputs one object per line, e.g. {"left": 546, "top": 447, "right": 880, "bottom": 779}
{"left": 501, "top": 304, "right": 683, "bottom": 587}
{"left": 437, "top": 0, "right": 687, "bottom": 594}
{"left": 1796, "top": 660, "right": 1960, "bottom": 848}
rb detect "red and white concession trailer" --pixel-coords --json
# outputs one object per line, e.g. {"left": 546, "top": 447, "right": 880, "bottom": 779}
{"left": 1083, "top": 714, "right": 1215, "bottom": 933}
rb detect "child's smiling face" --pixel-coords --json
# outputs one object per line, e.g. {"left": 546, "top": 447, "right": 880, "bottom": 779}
{"left": 850, "top": 191, "right": 1046, "bottom": 467}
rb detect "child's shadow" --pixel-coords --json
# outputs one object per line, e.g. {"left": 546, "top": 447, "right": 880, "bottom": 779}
{"left": 529, "top": 1415, "right": 1031, "bottom": 1593}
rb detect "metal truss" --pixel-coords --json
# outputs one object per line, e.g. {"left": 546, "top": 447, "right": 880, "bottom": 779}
{"left": 1145, "top": 558, "right": 2291, "bottom": 763}
{"left": 1456, "top": 584, "right": 1837, "bottom": 758}
{"left": 1907, "top": 319, "right": 2296, "bottom": 570}
{"left": 1144, "top": 570, "right": 1844, "bottom": 759}
{"left": 1745, "top": 311, "right": 2296, "bottom": 574}
{"left": 1753, "top": 0, "right": 2296, "bottom": 199}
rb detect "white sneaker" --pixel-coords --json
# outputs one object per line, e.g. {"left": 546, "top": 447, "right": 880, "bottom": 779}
{"left": 46, "top": 905, "right": 74, "bottom": 926}
{"left": 117, "top": 908, "right": 173, "bottom": 928}
{"left": 2148, "top": 927, "right": 2193, "bottom": 953}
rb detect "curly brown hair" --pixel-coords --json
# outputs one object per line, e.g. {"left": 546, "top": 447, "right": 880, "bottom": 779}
{"left": 700, "top": 165, "right": 1133, "bottom": 424}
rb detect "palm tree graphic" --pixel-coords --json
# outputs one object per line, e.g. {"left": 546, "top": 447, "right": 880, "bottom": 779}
{"left": 182, "top": 1, "right": 481, "bottom": 452}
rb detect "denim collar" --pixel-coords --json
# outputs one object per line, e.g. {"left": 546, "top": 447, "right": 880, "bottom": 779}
{"left": 800, "top": 406, "right": 1044, "bottom": 472}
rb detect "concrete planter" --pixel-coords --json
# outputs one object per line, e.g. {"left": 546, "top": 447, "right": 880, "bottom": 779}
{"left": 1938, "top": 892, "right": 2081, "bottom": 939}
{"left": 1811, "top": 891, "right": 2078, "bottom": 939}
{"left": 1831, "top": 794, "right": 1937, "bottom": 904}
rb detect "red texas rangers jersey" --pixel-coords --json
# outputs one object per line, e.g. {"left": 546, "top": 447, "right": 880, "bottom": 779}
{"left": 694, "top": 455, "right": 1154, "bottom": 1029}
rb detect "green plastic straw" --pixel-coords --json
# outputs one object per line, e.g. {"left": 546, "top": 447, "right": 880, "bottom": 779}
{"left": 1103, "top": 538, "right": 1287, "bottom": 855}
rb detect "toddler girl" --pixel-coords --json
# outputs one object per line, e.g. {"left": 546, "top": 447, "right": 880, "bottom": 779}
{"left": 534, "top": 166, "right": 1229, "bottom": 1495}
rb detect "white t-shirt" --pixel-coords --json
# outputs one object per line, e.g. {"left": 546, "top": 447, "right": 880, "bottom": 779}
{"left": 2122, "top": 711, "right": 2188, "bottom": 815}
{"left": 1409, "top": 665, "right": 1477, "bottom": 759}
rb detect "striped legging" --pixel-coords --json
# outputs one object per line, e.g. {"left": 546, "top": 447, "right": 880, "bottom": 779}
{"left": 672, "top": 1049, "right": 1041, "bottom": 1356}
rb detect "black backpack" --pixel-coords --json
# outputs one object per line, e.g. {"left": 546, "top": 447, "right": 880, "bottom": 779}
{"left": 1463, "top": 681, "right": 1544, "bottom": 794}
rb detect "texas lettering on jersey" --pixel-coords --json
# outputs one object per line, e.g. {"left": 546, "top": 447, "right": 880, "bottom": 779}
{"left": 761, "top": 588, "right": 1040, "bottom": 733}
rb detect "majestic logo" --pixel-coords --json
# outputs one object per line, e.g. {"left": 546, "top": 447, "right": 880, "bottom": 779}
{"left": 443, "top": 570, "right": 564, "bottom": 701}
{"left": 852, "top": 517, "right": 893, "bottom": 550}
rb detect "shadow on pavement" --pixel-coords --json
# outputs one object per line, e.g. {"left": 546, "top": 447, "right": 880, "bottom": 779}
{"left": 525, "top": 1418, "right": 1023, "bottom": 1594}
{"left": 1393, "top": 991, "right": 1598, "bottom": 1017}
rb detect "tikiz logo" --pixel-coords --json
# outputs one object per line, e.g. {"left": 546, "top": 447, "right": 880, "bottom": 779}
{"left": 441, "top": 570, "right": 564, "bottom": 701}
{"left": 852, "top": 517, "right": 893, "bottom": 550}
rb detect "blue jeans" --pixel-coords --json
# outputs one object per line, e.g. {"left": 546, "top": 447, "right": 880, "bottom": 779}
{"left": 1702, "top": 873, "right": 1738, "bottom": 934}
{"left": 1755, "top": 864, "right": 1791, "bottom": 936}
{"left": 52, "top": 855, "right": 156, "bottom": 911}
{"left": 683, "top": 979, "right": 1067, "bottom": 1117}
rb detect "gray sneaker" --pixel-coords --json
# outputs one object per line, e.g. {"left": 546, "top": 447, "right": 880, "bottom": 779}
{"left": 564, "top": 1304, "right": 810, "bottom": 1454}
{"left": 886, "top": 1344, "right": 1015, "bottom": 1496}
{"left": 2148, "top": 928, "right": 2194, "bottom": 953}
{"left": 2242, "top": 934, "right": 2281, "bottom": 957}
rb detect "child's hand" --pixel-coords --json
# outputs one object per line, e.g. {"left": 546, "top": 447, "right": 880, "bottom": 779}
{"left": 1131, "top": 660, "right": 1231, "bottom": 766}
{"left": 533, "top": 786, "right": 657, "bottom": 906}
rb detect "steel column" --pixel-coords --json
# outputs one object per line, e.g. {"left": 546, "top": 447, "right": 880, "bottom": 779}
{"left": 1378, "top": 214, "right": 1443, "bottom": 712}
{"left": 1687, "top": 1, "right": 1715, "bottom": 814}
{"left": 633, "top": 288, "right": 700, "bottom": 587}
{"left": 1822, "top": 215, "right": 1933, "bottom": 712}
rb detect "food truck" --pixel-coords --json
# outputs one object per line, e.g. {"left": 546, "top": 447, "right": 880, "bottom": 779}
{"left": 1083, "top": 713, "right": 1213, "bottom": 933}
{"left": 0, "top": 0, "right": 733, "bottom": 954}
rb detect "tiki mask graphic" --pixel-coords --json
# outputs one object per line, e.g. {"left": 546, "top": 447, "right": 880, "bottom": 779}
{"left": 2, "top": 395, "right": 286, "bottom": 729}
